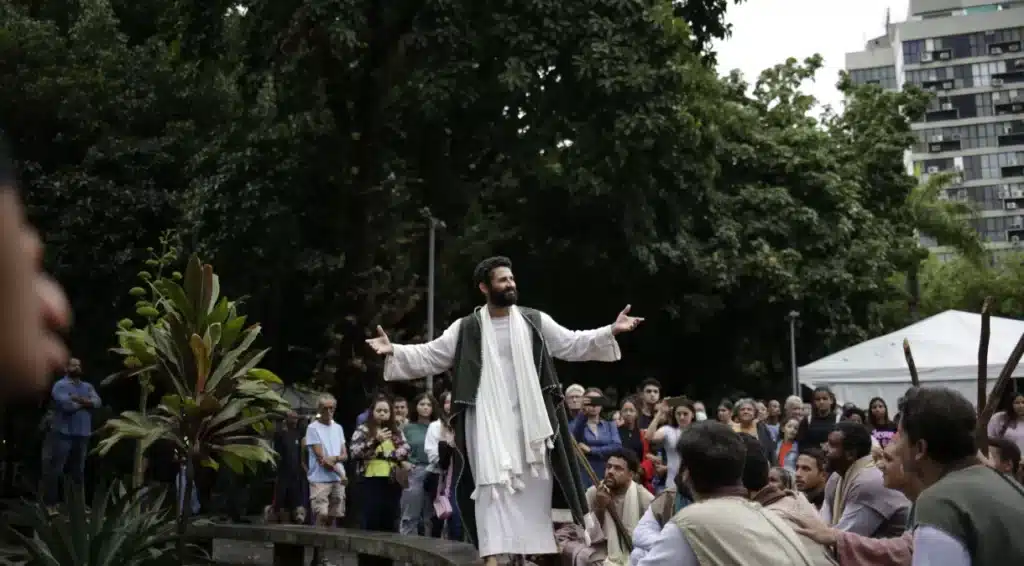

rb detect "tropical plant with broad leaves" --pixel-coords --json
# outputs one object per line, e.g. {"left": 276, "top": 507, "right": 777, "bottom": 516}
{"left": 96, "top": 255, "right": 289, "bottom": 551}
{"left": 7, "top": 481, "right": 188, "bottom": 566}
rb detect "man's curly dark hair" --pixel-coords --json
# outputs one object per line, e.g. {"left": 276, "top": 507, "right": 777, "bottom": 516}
{"left": 473, "top": 256, "right": 512, "bottom": 286}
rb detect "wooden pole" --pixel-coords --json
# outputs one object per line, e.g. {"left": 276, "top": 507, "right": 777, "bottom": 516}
{"left": 978, "top": 298, "right": 992, "bottom": 413}
{"left": 903, "top": 339, "right": 920, "bottom": 387}
{"left": 977, "top": 331, "right": 1024, "bottom": 456}
{"left": 570, "top": 436, "right": 634, "bottom": 552}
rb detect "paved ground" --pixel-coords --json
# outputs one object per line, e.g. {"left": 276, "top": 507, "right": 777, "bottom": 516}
{"left": 0, "top": 539, "right": 358, "bottom": 566}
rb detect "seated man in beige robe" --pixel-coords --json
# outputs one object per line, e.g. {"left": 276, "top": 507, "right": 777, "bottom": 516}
{"left": 821, "top": 422, "right": 909, "bottom": 538}
{"left": 558, "top": 448, "right": 654, "bottom": 566}
{"left": 637, "top": 422, "right": 814, "bottom": 566}
{"left": 737, "top": 434, "right": 838, "bottom": 566}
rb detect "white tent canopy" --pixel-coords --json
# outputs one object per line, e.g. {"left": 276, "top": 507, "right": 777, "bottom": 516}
{"left": 799, "top": 310, "right": 1024, "bottom": 410}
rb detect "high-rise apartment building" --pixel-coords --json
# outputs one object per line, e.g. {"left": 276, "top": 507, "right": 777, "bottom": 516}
{"left": 845, "top": 1, "right": 1024, "bottom": 260}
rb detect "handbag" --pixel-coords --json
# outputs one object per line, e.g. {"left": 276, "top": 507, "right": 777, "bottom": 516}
{"left": 433, "top": 468, "right": 453, "bottom": 520}
{"left": 392, "top": 464, "right": 411, "bottom": 489}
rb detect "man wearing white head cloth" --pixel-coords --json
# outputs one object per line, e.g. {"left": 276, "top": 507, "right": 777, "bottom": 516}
{"left": 366, "top": 256, "right": 643, "bottom": 566}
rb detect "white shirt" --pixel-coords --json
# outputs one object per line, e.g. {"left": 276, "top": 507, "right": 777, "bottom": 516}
{"left": 636, "top": 523, "right": 699, "bottom": 566}
{"left": 305, "top": 420, "right": 346, "bottom": 483}
{"left": 629, "top": 505, "right": 667, "bottom": 565}
{"left": 912, "top": 526, "right": 971, "bottom": 566}
{"left": 424, "top": 419, "right": 443, "bottom": 473}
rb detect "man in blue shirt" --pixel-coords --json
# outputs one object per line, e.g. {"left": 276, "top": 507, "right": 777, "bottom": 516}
{"left": 45, "top": 358, "right": 101, "bottom": 509}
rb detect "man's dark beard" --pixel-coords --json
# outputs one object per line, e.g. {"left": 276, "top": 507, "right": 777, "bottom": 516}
{"left": 487, "top": 287, "right": 517, "bottom": 307}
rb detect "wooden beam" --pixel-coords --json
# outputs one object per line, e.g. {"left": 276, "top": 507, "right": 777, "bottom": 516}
{"left": 977, "top": 331, "right": 1024, "bottom": 456}
{"left": 978, "top": 298, "right": 992, "bottom": 413}
{"left": 903, "top": 339, "right": 919, "bottom": 387}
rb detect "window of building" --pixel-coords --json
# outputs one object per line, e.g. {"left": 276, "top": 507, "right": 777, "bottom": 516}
{"left": 909, "top": 26, "right": 1024, "bottom": 62}
{"left": 849, "top": 66, "right": 897, "bottom": 89}
{"left": 915, "top": 120, "right": 1024, "bottom": 153}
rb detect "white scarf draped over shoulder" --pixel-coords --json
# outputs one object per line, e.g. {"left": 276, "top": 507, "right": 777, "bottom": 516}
{"left": 472, "top": 305, "right": 554, "bottom": 500}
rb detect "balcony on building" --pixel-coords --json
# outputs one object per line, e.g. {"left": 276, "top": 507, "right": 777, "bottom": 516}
{"left": 989, "top": 41, "right": 1023, "bottom": 56}
{"left": 999, "top": 120, "right": 1024, "bottom": 146}
{"left": 1002, "top": 162, "right": 1024, "bottom": 178}
{"left": 927, "top": 134, "right": 963, "bottom": 153}
{"left": 920, "top": 48, "right": 954, "bottom": 63}
{"left": 925, "top": 101, "right": 960, "bottom": 121}
{"left": 1000, "top": 185, "right": 1024, "bottom": 211}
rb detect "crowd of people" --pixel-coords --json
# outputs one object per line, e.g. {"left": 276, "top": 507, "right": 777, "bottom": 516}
{"left": 551, "top": 382, "right": 1024, "bottom": 566}
{"left": 251, "top": 374, "right": 1024, "bottom": 566}
{"left": 563, "top": 379, "right": 908, "bottom": 497}
{"left": 263, "top": 390, "right": 463, "bottom": 566}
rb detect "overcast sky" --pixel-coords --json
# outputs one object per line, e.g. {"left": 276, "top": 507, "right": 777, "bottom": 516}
{"left": 714, "top": 0, "right": 910, "bottom": 113}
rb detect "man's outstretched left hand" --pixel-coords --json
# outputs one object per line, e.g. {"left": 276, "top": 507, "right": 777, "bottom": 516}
{"left": 612, "top": 304, "right": 644, "bottom": 335}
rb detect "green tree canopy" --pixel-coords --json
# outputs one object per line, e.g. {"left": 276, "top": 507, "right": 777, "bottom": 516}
{"left": 1, "top": 0, "right": 933, "bottom": 406}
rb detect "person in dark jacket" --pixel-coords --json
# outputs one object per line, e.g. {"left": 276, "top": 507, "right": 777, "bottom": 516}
{"left": 797, "top": 386, "right": 840, "bottom": 448}
{"left": 732, "top": 398, "right": 777, "bottom": 462}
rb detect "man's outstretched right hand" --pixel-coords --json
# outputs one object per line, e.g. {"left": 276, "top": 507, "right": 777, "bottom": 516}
{"left": 365, "top": 325, "right": 393, "bottom": 356}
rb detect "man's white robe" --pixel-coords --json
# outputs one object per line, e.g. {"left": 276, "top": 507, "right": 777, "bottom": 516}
{"left": 384, "top": 311, "right": 621, "bottom": 556}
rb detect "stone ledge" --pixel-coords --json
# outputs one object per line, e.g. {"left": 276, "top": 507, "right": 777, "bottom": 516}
{"left": 188, "top": 522, "right": 482, "bottom": 566}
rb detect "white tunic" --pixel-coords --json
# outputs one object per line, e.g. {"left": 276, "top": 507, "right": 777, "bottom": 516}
{"left": 383, "top": 310, "right": 621, "bottom": 556}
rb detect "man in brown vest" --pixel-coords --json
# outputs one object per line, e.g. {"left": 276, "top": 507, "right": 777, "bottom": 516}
{"left": 366, "top": 256, "right": 644, "bottom": 566}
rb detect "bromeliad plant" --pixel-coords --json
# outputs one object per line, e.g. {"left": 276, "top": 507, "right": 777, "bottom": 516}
{"left": 96, "top": 255, "right": 289, "bottom": 551}
{"left": 8, "top": 481, "right": 183, "bottom": 566}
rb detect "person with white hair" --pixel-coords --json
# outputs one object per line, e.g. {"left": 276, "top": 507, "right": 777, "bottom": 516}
{"left": 565, "top": 384, "right": 585, "bottom": 420}
{"left": 306, "top": 393, "right": 348, "bottom": 531}
{"left": 783, "top": 395, "right": 804, "bottom": 421}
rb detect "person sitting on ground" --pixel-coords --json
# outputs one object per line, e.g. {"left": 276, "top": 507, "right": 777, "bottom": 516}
{"left": 796, "top": 446, "right": 829, "bottom": 509}
{"left": 899, "top": 387, "right": 1024, "bottom": 565}
{"left": 791, "top": 435, "right": 921, "bottom": 566}
{"left": 557, "top": 448, "right": 654, "bottom": 566}
{"left": 628, "top": 466, "right": 693, "bottom": 565}
{"left": 821, "top": 421, "right": 910, "bottom": 538}
{"left": 637, "top": 421, "right": 813, "bottom": 565}
{"left": 739, "top": 434, "right": 838, "bottom": 566}
{"left": 769, "top": 466, "right": 798, "bottom": 491}
{"left": 988, "top": 436, "right": 1022, "bottom": 481}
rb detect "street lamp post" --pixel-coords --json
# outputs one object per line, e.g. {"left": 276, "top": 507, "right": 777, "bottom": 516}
{"left": 786, "top": 311, "right": 800, "bottom": 396}
{"left": 426, "top": 217, "right": 445, "bottom": 394}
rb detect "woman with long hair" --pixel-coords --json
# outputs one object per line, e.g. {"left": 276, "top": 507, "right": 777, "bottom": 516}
{"left": 617, "top": 396, "right": 652, "bottom": 489}
{"left": 715, "top": 399, "right": 734, "bottom": 425}
{"left": 425, "top": 391, "right": 462, "bottom": 540}
{"left": 867, "top": 397, "right": 897, "bottom": 449}
{"left": 350, "top": 397, "right": 410, "bottom": 562}
{"left": 572, "top": 388, "right": 622, "bottom": 487}
{"left": 645, "top": 397, "right": 695, "bottom": 495}
{"left": 398, "top": 392, "right": 438, "bottom": 536}
{"left": 774, "top": 417, "right": 800, "bottom": 471}
{"left": 988, "top": 389, "right": 1024, "bottom": 454}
